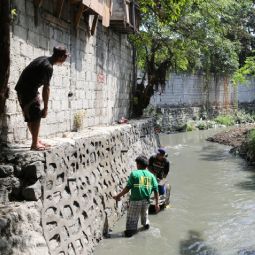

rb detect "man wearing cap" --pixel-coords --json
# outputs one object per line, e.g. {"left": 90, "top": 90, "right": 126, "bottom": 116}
{"left": 15, "top": 46, "right": 68, "bottom": 150}
{"left": 113, "top": 155, "right": 159, "bottom": 237}
{"left": 149, "top": 148, "right": 170, "bottom": 194}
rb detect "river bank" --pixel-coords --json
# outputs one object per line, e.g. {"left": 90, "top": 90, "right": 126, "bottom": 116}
{"left": 207, "top": 123, "right": 255, "bottom": 163}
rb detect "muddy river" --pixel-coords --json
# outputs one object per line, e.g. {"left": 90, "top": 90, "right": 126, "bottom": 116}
{"left": 95, "top": 130, "right": 255, "bottom": 255}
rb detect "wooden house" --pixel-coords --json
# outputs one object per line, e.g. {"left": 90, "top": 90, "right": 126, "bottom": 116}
{"left": 110, "top": 0, "right": 140, "bottom": 33}
{"left": 33, "top": 0, "right": 139, "bottom": 34}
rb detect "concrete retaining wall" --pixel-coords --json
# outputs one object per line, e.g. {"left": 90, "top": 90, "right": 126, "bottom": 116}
{"left": 150, "top": 73, "right": 255, "bottom": 108}
{"left": 238, "top": 78, "right": 255, "bottom": 103}
{"left": 148, "top": 74, "right": 255, "bottom": 131}
{"left": 0, "top": 119, "right": 158, "bottom": 255}
{"left": 0, "top": 0, "right": 133, "bottom": 144}
{"left": 150, "top": 74, "right": 237, "bottom": 108}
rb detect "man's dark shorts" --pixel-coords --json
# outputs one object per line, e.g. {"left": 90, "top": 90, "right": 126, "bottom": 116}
{"left": 17, "top": 93, "right": 42, "bottom": 122}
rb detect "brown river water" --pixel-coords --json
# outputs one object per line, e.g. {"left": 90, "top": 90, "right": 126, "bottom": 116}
{"left": 95, "top": 129, "right": 255, "bottom": 255}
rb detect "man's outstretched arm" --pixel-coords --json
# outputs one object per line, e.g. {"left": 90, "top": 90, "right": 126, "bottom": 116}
{"left": 113, "top": 187, "right": 130, "bottom": 201}
{"left": 42, "top": 85, "right": 50, "bottom": 118}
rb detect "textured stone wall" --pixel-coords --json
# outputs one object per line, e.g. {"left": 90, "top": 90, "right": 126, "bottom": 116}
{"left": 0, "top": 0, "right": 133, "bottom": 144}
{"left": 0, "top": 119, "right": 158, "bottom": 255}
{"left": 160, "top": 107, "right": 202, "bottom": 132}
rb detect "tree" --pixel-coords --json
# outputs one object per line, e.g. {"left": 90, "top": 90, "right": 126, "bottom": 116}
{"left": 232, "top": 54, "right": 255, "bottom": 86}
{"left": 131, "top": 0, "right": 254, "bottom": 116}
{"left": 132, "top": 0, "right": 192, "bottom": 116}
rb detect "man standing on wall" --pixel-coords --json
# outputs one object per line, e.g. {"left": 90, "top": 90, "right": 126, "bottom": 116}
{"left": 15, "top": 46, "right": 68, "bottom": 150}
{"left": 113, "top": 155, "right": 159, "bottom": 237}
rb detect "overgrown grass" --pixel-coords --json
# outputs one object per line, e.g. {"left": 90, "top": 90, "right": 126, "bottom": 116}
{"left": 215, "top": 115, "right": 235, "bottom": 126}
{"left": 214, "top": 111, "right": 255, "bottom": 127}
{"left": 247, "top": 129, "right": 255, "bottom": 152}
{"left": 234, "top": 110, "right": 255, "bottom": 124}
{"left": 182, "top": 121, "right": 196, "bottom": 132}
{"left": 196, "top": 120, "right": 208, "bottom": 130}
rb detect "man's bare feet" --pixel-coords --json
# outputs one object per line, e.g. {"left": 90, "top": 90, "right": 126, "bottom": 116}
{"left": 30, "top": 145, "right": 46, "bottom": 151}
{"left": 38, "top": 140, "right": 51, "bottom": 148}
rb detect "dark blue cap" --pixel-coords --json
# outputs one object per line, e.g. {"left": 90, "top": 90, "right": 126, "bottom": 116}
{"left": 157, "top": 148, "right": 166, "bottom": 155}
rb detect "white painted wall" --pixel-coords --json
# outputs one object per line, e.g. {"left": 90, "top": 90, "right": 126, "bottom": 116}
{"left": 150, "top": 73, "right": 255, "bottom": 107}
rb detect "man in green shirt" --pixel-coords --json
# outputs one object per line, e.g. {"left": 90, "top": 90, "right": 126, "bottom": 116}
{"left": 113, "top": 155, "right": 159, "bottom": 237}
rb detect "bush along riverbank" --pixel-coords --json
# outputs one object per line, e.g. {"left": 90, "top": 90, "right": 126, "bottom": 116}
{"left": 144, "top": 104, "right": 255, "bottom": 133}
{"left": 207, "top": 124, "right": 255, "bottom": 164}
{"left": 144, "top": 104, "right": 255, "bottom": 163}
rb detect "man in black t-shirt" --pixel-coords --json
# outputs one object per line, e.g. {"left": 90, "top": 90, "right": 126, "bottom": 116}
{"left": 149, "top": 148, "right": 170, "bottom": 194}
{"left": 15, "top": 46, "right": 68, "bottom": 150}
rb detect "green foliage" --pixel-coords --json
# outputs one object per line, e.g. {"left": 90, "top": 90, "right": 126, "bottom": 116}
{"left": 73, "top": 110, "right": 85, "bottom": 131}
{"left": 214, "top": 111, "right": 255, "bottom": 127}
{"left": 131, "top": 0, "right": 255, "bottom": 116}
{"left": 182, "top": 121, "right": 196, "bottom": 132}
{"left": 215, "top": 115, "right": 235, "bottom": 126}
{"left": 247, "top": 129, "right": 255, "bottom": 152}
{"left": 232, "top": 55, "right": 255, "bottom": 85}
{"left": 234, "top": 110, "right": 255, "bottom": 124}
{"left": 196, "top": 120, "right": 208, "bottom": 130}
{"left": 137, "top": 0, "right": 191, "bottom": 24}
{"left": 206, "top": 120, "right": 217, "bottom": 129}
{"left": 132, "top": 0, "right": 255, "bottom": 89}
{"left": 11, "top": 8, "right": 17, "bottom": 17}
{"left": 10, "top": 8, "right": 17, "bottom": 21}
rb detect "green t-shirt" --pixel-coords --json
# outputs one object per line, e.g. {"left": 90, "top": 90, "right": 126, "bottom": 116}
{"left": 126, "top": 169, "right": 158, "bottom": 201}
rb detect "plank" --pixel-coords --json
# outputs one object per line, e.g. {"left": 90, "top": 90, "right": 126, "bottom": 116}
{"left": 91, "top": 14, "right": 99, "bottom": 35}
{"left": 56, "top": 0, "right": 65, "bottom": 18}
{"left": 74, "top": 2, "right": 85, "bottom": 29}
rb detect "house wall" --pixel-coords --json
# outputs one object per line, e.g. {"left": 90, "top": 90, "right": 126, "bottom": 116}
{"left": 0, "top": 0, "right": 134, "bottom": 144}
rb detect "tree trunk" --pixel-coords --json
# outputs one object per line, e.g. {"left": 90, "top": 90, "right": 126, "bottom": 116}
{"left": 0, "top": 0, "right": 10, "bottom": 115}
{"left": 132, "top": 81, "right": 155, "bottom": 117}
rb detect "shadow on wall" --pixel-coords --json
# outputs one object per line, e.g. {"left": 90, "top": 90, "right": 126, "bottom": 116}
{"left": 0, "top": 115, "right": 8, "bottom": 144}
{"left": 95, "top": 27, "right": 132, "bottom": 122}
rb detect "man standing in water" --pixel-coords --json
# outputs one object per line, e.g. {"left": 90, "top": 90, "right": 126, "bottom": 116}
{"left": 15, "top": 46, "right": 68, "bottom": 150}
{"left": 113, "top": 156, "right": 159, "bottom": 237}
{"left": 149, "top": 148, "right": 170, "bottom": 195}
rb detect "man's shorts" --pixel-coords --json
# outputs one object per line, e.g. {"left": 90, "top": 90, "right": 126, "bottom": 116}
{"left": 17, "top": 94, "right": 42, "bottom": 122}
{"left": 126, "top": 199, "right": 150, "bottom": 231}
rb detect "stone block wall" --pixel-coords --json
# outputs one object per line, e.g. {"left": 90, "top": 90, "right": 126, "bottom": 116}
{"left": 0, "top": 0, "right": 134, "bottom": 144}
{"left": 160, "top": 107, "right": 201, "bottom": 132}
{"left": 0, "top": 119, "right": 158, "bottom": 255}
